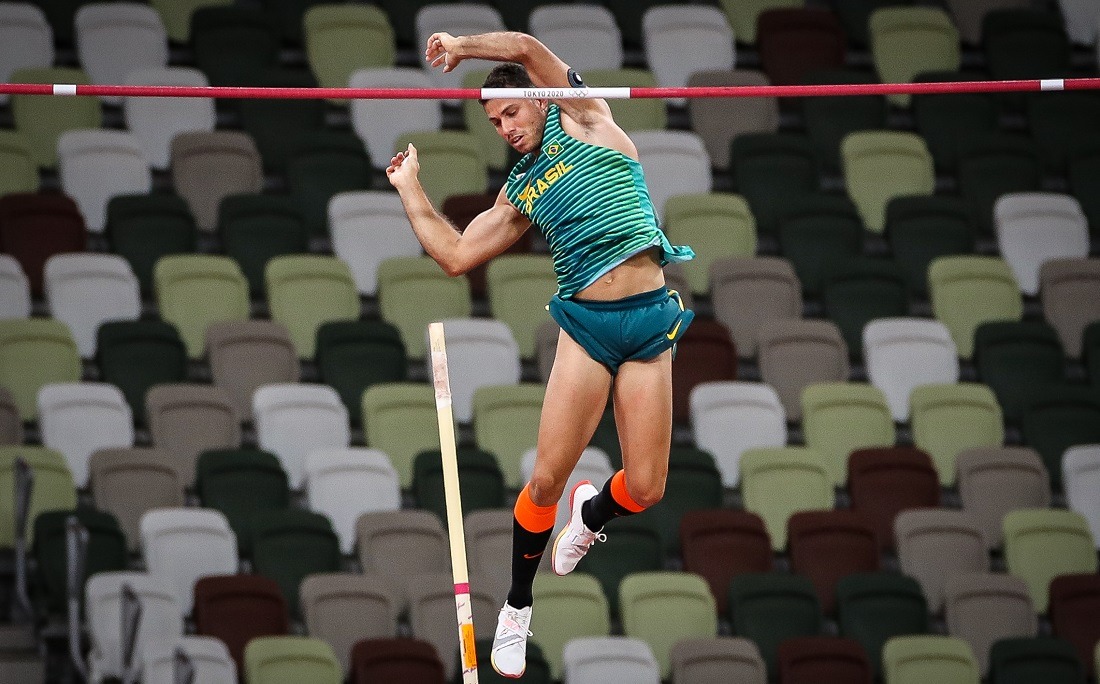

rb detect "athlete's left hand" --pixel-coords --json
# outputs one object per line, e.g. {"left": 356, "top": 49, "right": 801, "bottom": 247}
{"left": 386, "top": 143, "right": 419, "bottom": 188}
{"left": 426, "top": 32, "right": 463, "bottom": 73}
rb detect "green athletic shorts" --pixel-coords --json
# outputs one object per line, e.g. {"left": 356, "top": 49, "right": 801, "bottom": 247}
{"left": 547, "top": 286, "right": 695, "bottom": 375}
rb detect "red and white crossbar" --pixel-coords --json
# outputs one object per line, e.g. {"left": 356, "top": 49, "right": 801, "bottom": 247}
{"left": 1, "top": 77, "right": 1098, "bottom": 100}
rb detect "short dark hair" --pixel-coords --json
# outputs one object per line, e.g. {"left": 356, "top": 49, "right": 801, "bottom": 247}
{"left": 479, "top": 63, "right": 534, "bottom": 104}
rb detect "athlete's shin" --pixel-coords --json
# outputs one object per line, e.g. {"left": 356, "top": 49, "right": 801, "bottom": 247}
{"left": 507, "top": 483, "right": 557, "bottom": 609}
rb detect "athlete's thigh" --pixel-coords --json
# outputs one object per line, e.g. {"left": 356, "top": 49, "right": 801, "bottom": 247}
{"left": 529, "top": 329, "right": 613, "bottom": 505}
{"left": 612, "top": 349, "right": 673, "bottom": 500}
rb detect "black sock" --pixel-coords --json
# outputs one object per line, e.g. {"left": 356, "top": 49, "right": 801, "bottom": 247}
{"left": 506, "top": 517, "right": 553, "bottom": 609}
{"left": 582, "top": 475, "right": 639, "bottom": 531}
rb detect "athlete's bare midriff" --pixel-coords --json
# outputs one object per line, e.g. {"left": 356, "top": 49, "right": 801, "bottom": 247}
{"left": 574, "top": 247, "right": 665, "bottom": 301}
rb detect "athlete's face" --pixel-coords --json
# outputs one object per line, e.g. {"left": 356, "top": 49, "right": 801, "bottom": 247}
{"left": 484, "top": 98, "right": 548, "bottom": 154}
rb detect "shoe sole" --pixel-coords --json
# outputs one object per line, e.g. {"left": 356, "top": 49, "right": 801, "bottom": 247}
{"left": 551, "top": 479, "right": 593, "bottom": 576}
{"left": 490, "top": 649, "right": 525, "bottom": 679}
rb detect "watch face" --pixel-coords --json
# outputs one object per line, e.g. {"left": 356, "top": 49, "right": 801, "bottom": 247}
{"left": 568, "top": 69, "right": 584, "bottom": 87}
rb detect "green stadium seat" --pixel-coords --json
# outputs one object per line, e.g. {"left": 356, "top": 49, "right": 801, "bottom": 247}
{"left": 106, "top": 194, "right": 197, "bottom": 295}
{"left": 10, "top": 67, "right": 100, "bottom": 168}
{"left": 837, "top": 573, "right": 929, "bottom": 677}
{"left": 394, "top": 131, "right": 488, "bottom": 209}
{"left": 869, "top": 7, "right": 961, "bottom": 108}
{"left": 777, "top": 193, "right": 863, "bottom": 298}
{"left": 266, "top": 255, "right": 360, "bottom": 359}
{"left": 32, "top": 508, "right": 126, "bottom": 617}
{"left": 196, "top": 449, "right": 290, "bottom": 557}
{"left": 586, "top": 68, "right": 667, "bottom": 131}
{"left": 801, "top": 383, "right": 896, "bottom": 485}
{"left": 97, "top": 321, "right": 187, "bottom": 423}
{"left": 928, "top": 256, "right": 1022, "bottom": 360}
{"left": 190, "top": 6, "right": 280, "bottom": 86}
{"left": 316, "top": 320, "right": 407, "bottom": 423}
{"left": 620, "top": 571, "right": 719, "bottom": 679}
{"left": 884, "top": 196, "right": 974, "bottom": 297}
{"left": 909, "top": 383, "right": 1004, "bottom": 485}
{"left": 730, "top": 133, "right": 820, "bottom": 238}
{"left": 800, "top": 70, "right": 888, "bottom": 175}
{"left": 0, "top": 131, "right": 38, "bottom": 197}
{"left": 841, "top": 130, "right": 935, "bottom": 234}
{"left": 151, "top": 0, "right": 231, "bottom": 43}
{"left": 882, "top": 635, "right": 980, "bottom": 684}
{"left": 412, "top": 448, "right": 505, "bottom": 525}
{"left": 973, "top": 322, "right": 1065, "bottom": 422}
{"left": 1020, "top": 386, "right": 1100, "bottom": 490}
{"left": 728, "top": 573, "right": 823, "bottom": 674}
{"left": 576, "top": 516, "right": 664, "bottom": 618}
{"left": 285, "top": 132, "right": 372, "bottom": 236}
{"left": 376, "top": 256, "right": 471, "bottom": 359}
{"left": 821, "top": 258, "right": 908, "bottom": 358}
{"left": 244, "top": 636, "right": 341, "bottom": 684}
{"left": 988, "top": 637, "right": 1086, "bottom": 684}
{"left": 530, "top": 573, "right": 611, "bottom": 680}
{"left": 912, "top": 73, "right": 999, "bottom": 173}
{"left": 1003, "top": 509, "right": 1098, "bottom": 612}
{"left": 664, "top": 193, "right": 757, "bottom": 296}
{"left": 154, "top": 255, "right": 250, "bottom": 360}
{"left": 0, "top": 319, "right": 80, "bottom": 421}
{"left": 217, "top": 195, "right": 308, "bottom": 295}
{"left": 740, "top": 447, "right": 834, "bottom": 548}
{"left": 303, "top": 4, "right": 395, "bottom": 90}
{"left": 485, "top": 255, "right": 559, "bottom": 359}
{"left": 472, "top": 384, "right": 544, "bottom": 490}
{"left": 0, "top": 447, "right": 77, "bottom": 549}
{"left": 362, "top": 383, "right": 439, "bottom": 489}
{"left": 252, "top": 510, "right": 342, "bottom": 617}
{"left": 956, "top": 134, "right": 1041, "bottom": 236}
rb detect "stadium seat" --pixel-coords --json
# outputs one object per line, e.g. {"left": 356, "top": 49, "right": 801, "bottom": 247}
{"left": 44, "top": 253, "right": 139, "bottom": 357}
{"left": 973, "top": 322, "right": 1065, "bottom": 422}
{"left": 89, "top": 447, "right": 183, "bottom": 552}
{"left": 253, "top": 383, "right": 350, "bottom": 490}
{"left": 407, "top": 572, "right": 499, "bottom": 680}
{"left": 982, "top": 9, "right": 1071, "bottom": 81}
{"left": 395, "top": 130, "right": 488, "bottom": 208}
{"left": 955, "top": 446, "right": 1050, "bottom": 549}
{"left": 822, "top": 258, "right": 909, "bottom": 359}
{"left": 252, "top": 509, "right": 342, "bottom": 617}
{"left": 10, "top": 67, "right": 101, "bottom": 168}
{"left": 361, "top": 383, "right": 438, "bottom": 488}
{"left": 689, "top": 382, "right": 785, "bottom": 487}
{"left": 304, "top": 4, "right": 395, "bottom": 92}
{"left": 910, "top": 383, "right": 1004, "bottom": 485}
{"left": 0, "top": 4, "right": 52, "bottom": 107}
{"left": 881, "top": 635, "right": 980, "bottom": 684}
{"left": 912, "top": 74, "right": 999, "bottom": 173}
{"left": 944, "top": 0, "right": 1027, "bottom": 45}
{"left": 146, "top": 384, "right": 239, "bottom": 483}
{"left": 96, "top": 321, "right": 187, "bottom": 423}
{"left": 472, "top": 384, "right": 544, "bottom": 490}
{"left": 1048, "top": 574, "right": 1100, "bottom": 678}
{"left": 800, "top": 70, "right": 888, "bottom": 175}
{"left": 124, "top": 67, "right": 214, "bottom": 170}
{"left": 1040, "top": 258, "right": 1100, "bottom": 359}
{"left": 0, "top": 319, "right": 81, "bottom": 421}
{"left": 620, "top": 572, "right": 718, "bottom": 679}
{"left": 151, "top": 0, "right": 231, "bottom": 43}
{"left": 729, "top": 573, "right": 823, "bottom": 674}
{"left": 777, "top": 636, "right": 873, "bottom": 684}
{"left": 895, "top": 509, "right": 988, "bottom": 614}
{"left": 788, "top": 510, "right": 879, "bottom": 615}
{"left": 1068, "top": 146, "right": 1100, "bottom": 239}
{"left": 206, "top": 321, "right": 299, "bottom": 421}
{"left": 285, "top": 132, "right": 372, "bottom": 237}
{"left": 266, "top": 255, "right": 360, "bottom": 359}
{"left": 58, "top": 130, "right": 152, "bottom": 234}
{"left": 530, "top": 573, "right": 612, "bottom": 680}
{"left": 170, "top": 131, "right": 263, "bottom": 233}
{"left": 673, "top": 320, "right": 739, "bottom": 424}
{"left": 740, "top": 447, "right": 833, "bottom": 550}
{"left": 1027, "top": 92, "right": 1100, "bottom": 175}
{"left": 486, "top": 255, "right": 558, "bottom": 359}
{"left": 827, "top": 0, "right": 901, "bottom": 47}
{"left": 928, "top": 256, "right": 1023, "bottom": 359}
{"left": 642, "top": 6, "right": 735, "bottom": 99}
{"left": 575, "top": 515, "right": 664, "bottom": 618}
{"left": 758, "top": 320, "right": 848, "bottom": 422}
{"left": 316, "top": 320, "right": 406, "bottom": 420}
{"left": 349, "top": 68, "right": 441, "bottom": 169}
{"left": 864, "top": 319, "right": 959, "bottom": 422}
{"left": 300, "top": 573, "right": 399, "bottom": 675}
{"left": 155, "top": 255, "right": 249, "bottom": 360}
{"left": 841, "top": 130, "right": 935, "bottom": 233}
{"left": 349, "top": 637, "right": 445, "bottom": 684}
{"left": 837, "top": 573, "right": 929, "bottom": 676}
{"left": 995, "top": 193, "right": 1089, "bottom": 296}
{"left": 306, "top": 448, "right": 400, "bottom": 554}
{"left": 38, "top": 382, "right": 133, "bottom": 489}
{"left": 427, "top": 319, "right": 521, "bottom": 424}
{"left": 869, "top": 7, "right": 961, "bottom": 107}
{"left": 689, "top": 70, "right": 779, "bottom": 171}
{"left": 356, "top": 510, "right": 450, "bottom": 607}
{"left": 631, "top": 131, "right": 713, "bottom": 220}
{"left": 944, "top": 573, "right": 1036, "bottom": 677}
{"left": 988, "top": 637, "right": 1086, "bottom": 684}
{"left": 141, "top": 636, "right": 236, "bottom": 684}
{"left": 662, "top": 193, "right": 756, "bottom": 295}
{"left": 585, "top": 68, "right": 667, "bottom": 132}
{"left": 802, "top": 382, "right": 896, "bottom": 485}
{"left": 196, "top": 449, "right": 289, "bottom": 557}
{"left": 193, "top": 574, "right": 289, "bottom": 672}
{"left": 530, "top": 4, "right": 622, "bottom": 71}
{"left": 0, "top": 446, "right": 77, "bottom": 549}
{"left": 776, "top": 193, "right": 863, "bottom": 298}
{"left": 105, "top": 195, "right": 196, "bottom": 294}
{"left": 680, "top": 509, "right": 773, "bottom": 617}
{"left": 462, "top": 509, "right": 511, "bottom": 604}
{"left": 0, "top": 131, "right": 39, "bottom": 197}
{"left": 956, "top": 134, "right": 1042, "bottom": 235}
{"left": 1021, "top": 386, "right": 1100, "bottom": 491}
{"left": 244, "top": 636, "right": 341, "bottom": 684}
{"left": 235, "top": 70, "right": 329, "bottom": 174}
{"left": 0, "top": 193, "right": 87, "bottom": 297}
{"left": 562, "top": 636, "right": 660, "bottom": 684}
{"left": 644, "top": 448, "right": 726, "bottom": 557}
{"left": 218, "top": 195, "right": 309, "bottom": 295}
{"left": 377, "top": 256, "right": 472, "bottom": 359}
{"left": 328, "top": 191, "right": 422, "bottom": 296}
{"left": 884, "top": 196, "right": 975, "bottom": 297}
{"left": 1003, "top": 509, "right": 1098, "bottom": 612}
{"left": 415, "top": 3, "right": 505, "bottom": 96}
{"left": 84, "top": 572, "right": 182, "bottom": 683}
{"left": 757, "top": 8, "right": 846, "bottom": 86}
{"left": 190, "top": 6, "right": 280, "bottom": 86}
{"left": 730, "top": 134, "right": 820, "bottom": 238}
{"left": 710, "top": 257, "right": 803, "bottom": 358}
{"left": 672, "top": 637, "right": 766, "bottom": 684}
{"left": 75, "top": 3, "right": 168, "bottom": 105}
{"left": 140, "top": 507, "right": 237, "bottom": 613}
{"left": 1063, "top": 445, "right": 1100, "bottom": 548}
{"left": 848, "top": 447, "right": 941, "bottom": 552}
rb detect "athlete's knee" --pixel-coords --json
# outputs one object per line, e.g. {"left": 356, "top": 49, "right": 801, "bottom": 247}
{"left": 526, "top": 472, "right": 565, "bottom": 508}
{"left": 623, "top": 472, "right": 665, "bottom": 510}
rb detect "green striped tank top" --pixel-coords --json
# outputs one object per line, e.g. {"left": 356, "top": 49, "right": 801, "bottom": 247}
{"left": 504, "top": 104, "right": 694, "bottom": 299}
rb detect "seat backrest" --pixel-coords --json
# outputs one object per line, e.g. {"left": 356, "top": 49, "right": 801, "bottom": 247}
{"left": 472, "top": 383, "right": 545, "bottom": 490}
{"left": 671, "top": 637, "right": 766, "bottom": 684}
{"left": 680, "top": 509, "right": 773, "bottom": 618}
{"left": 758, "top": 319, "right": 848, "bottom": 422}
{"left": 928, "top": 256, "right": 1023, "bottom": 359}
{"left": 415, "top": 3, "right": 505, "bottom": 93}
{"left": 0, "top": 319, "right": 82, "bottom": 420}
{"left": 881, "top": 635, "right": 980, "bottom": 684}
{"left": 842, "top": 130, "right": 935, "bottom": 233}
{"left": 75, "top": 2, "right": 168, "bottom": 105}
{"left": 304, "top": 4, "right": 395, "bottom": 91}
{"left": 205, "top": 320, "right": 299, "bottom": 420}
{"left": 869, "top": 7, "right": 961, "bottom": 107}
{"left": 863, "top": 318, "right": 959, "bottom": 422}
{"left": 909, "top": 383, "right": 1004, "bottom": 485}
{"left": 356, "top": 510, "right": 450, "bottom": 606}
{"left": 956, "top": 446, "right": 1049, "bottom": 549}
{"left": 757, "top": 8, "right": 846, "bottom": 86}
{"left": 1003, "top": 509, "right": 1098, "bottom": 612}
{"left": 95, "top": 321, "right": 187, "bottom": 423}
{"left": 530, "top": 573, "right": 611, "bottom": 680}
{"left": 945, "top": 0, "right": 1029, "bottom": 45}
{"left": 304, "top": 448, "right": 400, "bottom": 554}
{"left": 328, "top": 190, "right": 422, "bottom": 298}
{"left": 0, "top": 446, "right": 77, "bottom": 548}
{"left": 1020, "top": 386, "right": 1100, "bottom": 490}
{"left": 801, "top": 382, "right": 896, "bottom": 485}
{"left": 0, "top": 254, "right": 31, "bottom": 321}
{"left": 84, "top": 571, "right": 183, "bottom": 682}
{"left": 673, "top": 319, "right": 739, "bottom": 424}
{"left": 995, "top": 193, "right": 1089, "bottom": 296}
{"left": 265, "top": 255, "right": 360, "bottom": 359}
{"left": 193, "top": 574, "right": 289, "bottom": 670}
{"left": 836, "top": 573, "right": 930, "bottom": 676}
{"left": 349, "top": 68, "right": 440, "bottom": 170}
{"left": 57, "top": 129, "right": 152, "bottom": 233}
{"left": 663, "top": 193, "right": 757, "bottom": 295}
{"left": 195, "top": 448, "right": 289, "bottom": 556}
{"left": 10, "top": 66, "right": 101, "bottom": 168}
{"left": 688, "top": 69, "right": 778, "bottom": 170}
{"left": 485, "top": 254, "right": 558, "bottom": 359}
{"left": 562, "top": 636, "right": 661, "bottom": 684}
{"left": 377, "top": 256, "right": 473, "bottom": 360}
{"left": 1063, "top": 445, "right": 1100, "bottom": 550}
{"left": 740, "top": 447, "right": 833, "bottom": 550}
{"left": 0, "top": 4, "right": 52, "bottom": 106}
{"left": 982, "top": 9, "right": 1070, "bottom": 80}
{"left": 619, "top": 572, "right": 718, "bottom": 679}
{"left": 1048, "top": 573, "right": 1100, "bottom": 678}
{"left": 124, "top": 67, "right": 214, "bottom": 170}
{"left": 349, "top": 637, "right": 446, "bottom": 684}
{"left": 44, "top": 253, "right": 140, "bottom": 358}
{"left": 300, "top": 572, "right": 399, "bottom": 675}
{"left": 406, "top": 571, "right": 499, "bottom": 679}
{"left": 777, "top": 636, "right": 873, "bottom": 684}
{"left": 727, "top": 572, "right": 824, "bottom": 674}
{"left": 972, "top": 320, "right": 1064, "bottom": 422}
{"left": 253, "top": 383, "right": 350, "bottom": 490}
{"left": 244, "top": 636, "right": 342, "bottom": 684}
{"left": 394, "top": 130, "right": 488, "bottom": 206}
{"left": 146, "top": 383, "right": 239, "bottom": 483}
{"left": 190, "top": 6, "right": 280, "bottom": 86}
{"left": 943, "top": 573, "right": 1036, "bottom": 677}
{"left": 361, "top": 383, "right": 439, "bottom": 489}
{"left": 988, "top": 636, "right": 1086, "bottom": 684}
{"left": 251, "top": 509, "right": 342, "bottom": 617}
{"left": 631, "top": 130, "right": 713, "bottom": 220}
{"left": 894, "top": 509, "right": 988, "bottom": 614}
{"left": 104, "top": 193, "right": 197, "bottom": 294}
{"left": 710, "top": 257, "right": 803, "bottom": 357}
{"left": 847, "top": 447, "right": 941, "bottom": 552}
{"left": 141, "top": 635, "right": 236, "bottom": 684}
{"left": 530, "top": 4, "right": 622, "bottom": 71}
{"left": 89, "top": 447, "right": 184, "bottom": 551}
{"left": 37, "top": 382, "right": 134, "bottom": 489}
{"left": 0, "top": 193, "right": 87, "bottom": 297}
{"left": 140, "top": 507, "right": 237, "bottom": 613}
{"left": 429, "top": 318, "right": 521, "bottom": 423}
{"left": 1039, "top": 257, "right": 1100, "bottom": 359}
{"left": 642, "top": 6, "right": 735, "bottom": 92}
{"left": 154, "top": 255, "right": 249, "bottom": 359}
{"left": 788, "top": 510, "right": 879, "bottom": 616}
{"left": 689, "top": 381, "right": 786, "bottom": 488}
{"left": 170, "top": 130, "right": 263, "bottom": 232}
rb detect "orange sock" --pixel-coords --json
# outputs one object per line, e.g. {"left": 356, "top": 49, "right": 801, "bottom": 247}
{"left": 513, "top": 484, "right": 557, "bottom": 533}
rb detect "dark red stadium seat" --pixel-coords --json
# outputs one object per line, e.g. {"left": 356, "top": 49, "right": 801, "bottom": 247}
{"left": 757, "top": 8, "right": 847, "bottom": 86}
{"left": 350, "top": 638, "right": 446, "bottom": 684}
{"left": 777, "top": 636, "right": 873, "bottom": 684}
{"left": 193, "top": 574, "right": 290, "bottom": 670}
{"left": 671, "top": 318, "right": 737, "bottom": 424}
{"left": 847, "top": 447, "right": 941, "bottom": 552}
{"left": 787, "top": 511, "right": 880, "bottom": 615}
{"left": 441, "top": 191, "right": 534, "bottom": 300}
{"left": 680, "top": 509, "right": 772, "bottom": 617}
{"left": 0, "top": 193, "right": 86, "bottom": 296}
{"left": 1049, "top": 574, "right": 1100, "bottom": 678}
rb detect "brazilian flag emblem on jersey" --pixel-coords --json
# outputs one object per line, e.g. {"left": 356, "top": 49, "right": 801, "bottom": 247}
{"left": 545, "top": 142, "right": 562, "bottom": 158}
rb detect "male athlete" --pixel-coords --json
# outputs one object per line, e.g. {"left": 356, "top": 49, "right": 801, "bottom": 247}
{"left": 386, "top": 30, "right": 694, "bottom": 678}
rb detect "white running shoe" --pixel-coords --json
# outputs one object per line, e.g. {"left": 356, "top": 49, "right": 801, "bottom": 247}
{"left": 490, "top": 603, "right": 532, "bottom": 678}
{"left": 552, "top": 479, "right": 606, "bottom": 576}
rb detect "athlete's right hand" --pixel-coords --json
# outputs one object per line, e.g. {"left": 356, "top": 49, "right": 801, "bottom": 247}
{"left": 386, "top": 143, "right": 419, "bottom": 188}
{"left": 425, "top": 32, "right": 463, "bottom": 73}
